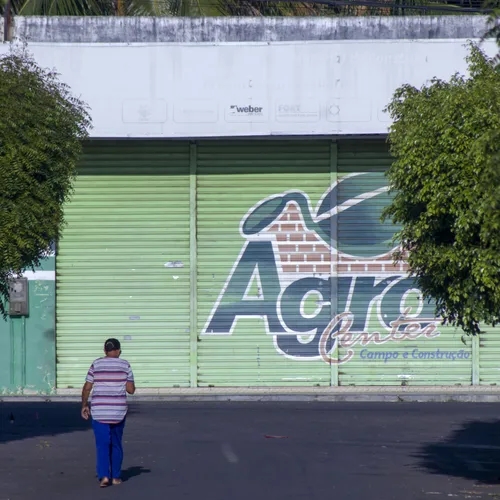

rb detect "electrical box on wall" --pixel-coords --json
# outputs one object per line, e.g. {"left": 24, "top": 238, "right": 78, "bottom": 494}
{"left": 9, "top": 278, "right": 29, "bottom": 317}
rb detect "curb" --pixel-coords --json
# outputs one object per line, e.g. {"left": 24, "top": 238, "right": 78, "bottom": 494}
{"left": 3, "top": 393, "right": 500, "bottom": 403}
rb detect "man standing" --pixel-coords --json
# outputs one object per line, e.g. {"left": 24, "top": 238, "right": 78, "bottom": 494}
{"left": 81, "top": 338, "right": 135, "bottom": 488}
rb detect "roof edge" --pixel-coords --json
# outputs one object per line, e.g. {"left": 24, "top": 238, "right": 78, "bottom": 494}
{"left": 11, "top": 15, "right": 493, "bottom": 44}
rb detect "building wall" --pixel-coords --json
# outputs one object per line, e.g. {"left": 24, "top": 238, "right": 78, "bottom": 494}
{"left": 0, "top": 16, "right": 496, "bottom": 391}
{"left": 0, "top": 17, "right": 497, "bottom": 139}
{"left": 0, "top": 136, "right": 488, "bottom": 392}
{"left": 10, "top": 16, "right": 491, "bottom": 43}
{"left": 0, "top": 258, "right": 56, "bottom": 395}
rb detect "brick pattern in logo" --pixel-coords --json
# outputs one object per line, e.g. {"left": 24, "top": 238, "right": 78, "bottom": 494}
{"left": 263, "top": 202, "right": 408, "bottom": 275}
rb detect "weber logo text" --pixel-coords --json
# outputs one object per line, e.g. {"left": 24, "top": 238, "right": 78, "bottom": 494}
{"left": 230, "top": 105, "right": 263, "bottom": 114}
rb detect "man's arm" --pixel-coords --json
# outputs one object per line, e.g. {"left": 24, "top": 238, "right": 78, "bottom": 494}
{"left": 126, "top": 364, "right": 135, "bottom": 395}
{"left": 81, "top": 381, "right": 93, "bottom": 420}
{"left": 82, "top": 381, "right": 93, "bottom": 407}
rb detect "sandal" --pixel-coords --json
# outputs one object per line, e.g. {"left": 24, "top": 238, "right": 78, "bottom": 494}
{"left": 99, "top": 477, "right": 110, "bottom": 488}
{"left": 112, "top": 479, "right": 122, "bottom": 485}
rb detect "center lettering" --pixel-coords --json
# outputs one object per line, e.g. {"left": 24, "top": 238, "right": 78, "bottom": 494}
{"left": 201, "top": 240, "right": 440, "bottom": 363}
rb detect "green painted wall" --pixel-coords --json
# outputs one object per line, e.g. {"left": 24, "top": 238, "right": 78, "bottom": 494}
{"left": 0, "top": 256, "right": 56, "bottom": 395}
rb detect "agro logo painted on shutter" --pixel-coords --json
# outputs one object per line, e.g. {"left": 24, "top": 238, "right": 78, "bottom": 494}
{"left": 201, "top": 173, "right": 449, "bottom": 365}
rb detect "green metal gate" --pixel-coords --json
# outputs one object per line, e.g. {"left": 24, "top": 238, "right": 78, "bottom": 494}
{"left": 196, "top": 140, "right": 332, "bottom": 386}
{"left": 479, "top": 329, "right": 500, "bottom": 385}
{"left": 335, "top": 140, "right": 472, "bottom": 386}
{"left": 56, "top": 140, "right": 191, "bottom": 389}
{"left": 55, "top": 137, "right": 477, "bottom": 389}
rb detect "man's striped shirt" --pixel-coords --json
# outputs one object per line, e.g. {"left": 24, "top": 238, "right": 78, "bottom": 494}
{"left": 86, "top": 357, "right": 134, "bottom": 424}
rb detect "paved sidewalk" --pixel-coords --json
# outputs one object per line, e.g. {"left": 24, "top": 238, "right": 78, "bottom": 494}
{"left": 4, "top": 385, "right": 500, "bottom": 402}
{"left": 2, "top": 401, "right": 500, "bottom": 500}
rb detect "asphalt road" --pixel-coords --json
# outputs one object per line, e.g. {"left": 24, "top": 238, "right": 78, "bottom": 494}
{"left": 1, "top": 401, "right": 500, "bottom": 500}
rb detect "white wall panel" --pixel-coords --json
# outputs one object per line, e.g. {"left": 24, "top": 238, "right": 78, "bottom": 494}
{"left": 0, "top": 39, "right": 496, "bottom": 137}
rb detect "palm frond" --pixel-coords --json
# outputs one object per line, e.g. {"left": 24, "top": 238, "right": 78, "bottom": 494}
{"left": 13, "top": 0, "right": 113, "bottom": 15}
{"left": 481, "top": 0, "right": 500, "bottom": 64}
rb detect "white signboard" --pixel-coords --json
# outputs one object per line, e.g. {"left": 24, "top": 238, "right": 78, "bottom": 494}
{"left": 1, "top": 39, "right": 496, "bottom": 138}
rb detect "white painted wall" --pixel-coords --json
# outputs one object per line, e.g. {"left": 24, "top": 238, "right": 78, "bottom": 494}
{"left": 1, "top": 39, "right": 497, "bottom": 138}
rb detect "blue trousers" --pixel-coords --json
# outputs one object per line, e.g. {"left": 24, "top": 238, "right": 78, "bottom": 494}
{"left": 92, "top": 418, "right": 126, "bottom": 480}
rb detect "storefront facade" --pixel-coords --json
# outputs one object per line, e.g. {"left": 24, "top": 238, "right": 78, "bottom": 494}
{"left": 1, "top": 16, "right": 498, "bottom": 393}
{"left": 55, "top": 137, "right": 496, "bottom": 389}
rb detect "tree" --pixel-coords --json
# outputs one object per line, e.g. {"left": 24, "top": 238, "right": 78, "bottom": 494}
{"left": 382, "top": 44, "right": 500, "bottom": 337}
{"left": 0, "top": 0, "right": 213, "bottom": 15}
{"left": 0, "top": 46, "right": 91, "bottom": 318}
{"left": 0, "top": 0, "right": 171, "bottom": 15}
{"left": 0, "top": 0, "right": 488, "bottom": 18}
{"left": 484, "top": 2, "right": 500, "bottom": 64}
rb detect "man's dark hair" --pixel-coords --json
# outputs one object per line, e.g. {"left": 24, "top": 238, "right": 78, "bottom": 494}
{"left": 104, "top": 338, "right": 121, "bottom": 352}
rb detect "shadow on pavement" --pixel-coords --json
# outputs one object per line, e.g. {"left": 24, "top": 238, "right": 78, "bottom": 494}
{"left": 416, "top": 419, "right": 500, "bottom": 485}
{"left": 0, "top": 402, "right": 91, "bottom": 444}
{"left": 0, "top": 402, "right": 143, "bottom": 444}
{"left": 122, "top": 466, "right": 152, "bottom": 482}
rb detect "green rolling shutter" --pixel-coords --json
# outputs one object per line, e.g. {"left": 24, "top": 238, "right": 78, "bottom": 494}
{"left": 56, "top": 140, "right": 191, "bottom": 389}
{"left": 196, "top": 140, "right": 332, "bottom": 386}
{"left": 479, "top": 329, "right": 500, "bottom": 385}
{"left": 56, "top": 137, "right": 478, "bottom": 390}
{"left": 336, "top": 140, "right": 472, "bottom": 386}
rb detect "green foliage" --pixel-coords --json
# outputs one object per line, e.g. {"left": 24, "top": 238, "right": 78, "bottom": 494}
{"left": 7, "top": 0, "right": 172, "bottom": 15}
{"left": 163, "top": 0, "right": 219, "bottom": 16}
{"left": 382, "top": 43, "right": 500, "bottom": 336}
{"left": 0, "top": 0, "right": 486, "bottom": 17}
{"left": 0, "top": 45, "right": 91, "bottom": 318}
{"left": 0, "top": 0, "right": 216, "bottom": 15}
{"left": 484, "top": 3, "right": 500, "bottom": 64}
